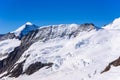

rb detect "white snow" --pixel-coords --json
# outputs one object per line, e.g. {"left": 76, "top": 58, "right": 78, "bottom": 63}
{"left": 3, "top": 18, "right": 120, "bottom": 80}
{"left": 25, "top": 22, "right": 33, "bottom": 25}
{"left": 103, "top": 17, "right": 120, "bottom": 29}
{"left": 0, "top": 39, "right": 21, "bottom": 60}
{"left": 8, "top": 29, "right": 120, "bottom": 80}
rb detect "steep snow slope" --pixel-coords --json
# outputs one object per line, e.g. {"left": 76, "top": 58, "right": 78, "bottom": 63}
{"left": 5, "top": 29, "right": 120, "bottom": 80}
{"left": 0, "top": 23, "right": 95, "bottom": 79}
{"left": 12, "top": 22, "right": 38, "bottom": 38}
{"left": 103, "top": 17, "right": 120, "bottom": 29}
{"left": 1, "top": 19, "right": 120, "bottom": 80}
{"left": 0, "top": 39, "right": 21, "bottom": 60}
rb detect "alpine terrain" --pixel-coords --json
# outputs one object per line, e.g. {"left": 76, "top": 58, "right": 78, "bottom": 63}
{"left": 0, "top": 18, "right": 120, "bottom": 80}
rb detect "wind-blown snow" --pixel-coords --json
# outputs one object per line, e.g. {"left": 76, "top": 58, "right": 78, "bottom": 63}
{"left": 0, "top": 39, "right": 21, "bottom": 60}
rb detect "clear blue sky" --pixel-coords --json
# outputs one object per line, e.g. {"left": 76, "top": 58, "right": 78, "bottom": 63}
{"left": 0, "top": 0, "right": 120, "bottom": 34}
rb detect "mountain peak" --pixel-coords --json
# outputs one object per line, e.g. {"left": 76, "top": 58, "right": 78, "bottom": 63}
{"left": 12, "top": 22, "right": 38, "bottom": 39}
{"left": 103, "top": 17, "right": 120, "bottom": 29}
{"left": 112, "top": 17, "right": 120, "bottom": 24}
{"left": 25, "top": 22, "right": 33, "bottom": 25}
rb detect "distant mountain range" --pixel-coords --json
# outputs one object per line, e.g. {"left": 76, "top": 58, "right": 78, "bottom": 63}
{"left": 0, "top": 18, "right": 120, "bottom": 80}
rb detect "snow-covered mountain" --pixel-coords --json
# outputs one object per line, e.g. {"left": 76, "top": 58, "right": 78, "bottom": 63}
{"left": 103, "top": 17, "right": 120, "bottom": 29}
{"left": 11, "top": 22, "right": 38, "bottom": 39}
{"left": 0, "top": 18, "right": 120, "bottom": 80}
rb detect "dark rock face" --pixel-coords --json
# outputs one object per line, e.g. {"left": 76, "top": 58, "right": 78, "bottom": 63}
{"left": 80, "top": 23, "right": 95, "bottom": 31}
{"left": 101, "top": 57, "right": 120, "bottom": 73}
{"left": 8, "top": 62, "right": 53, "bottom": 77}
{"left": 9, "top": 61, "right": 25, "bottom": 78}
{"left": 25, "top": 62, "right": 44, "bottom": 75}
{"left": 0, "top": 33, "right": 17, "bottom": 41}
{"left": 0, "top": 41, "right": 32, "bottom": 75}
{"left": 110, "top": 57, "right": 120, "bottom": 66}
{"left": 25, "top": 62, "right": 53, "bottom": 75}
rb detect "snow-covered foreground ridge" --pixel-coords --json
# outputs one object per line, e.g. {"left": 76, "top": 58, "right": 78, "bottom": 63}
{"left": 0, "top": 18, "right": 120, "bottom": 80}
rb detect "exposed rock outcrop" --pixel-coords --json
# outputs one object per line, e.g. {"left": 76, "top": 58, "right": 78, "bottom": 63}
{"left": 101, "top": 57, "right": 120, "bottom": 73}
{"left": 9, "top": 61, "right": 25, "bottom": 78}
{"left": 25, "top": 62, "right": 53, "bottom": 75}
{"left": 0, "top": 33, "right": 17, "bottom": 41}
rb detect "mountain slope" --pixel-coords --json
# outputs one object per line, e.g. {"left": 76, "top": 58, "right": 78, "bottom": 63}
{"left": 0, "top": 33, "right": 16, "bottom": 42}
{"left": 7, "top": 29, "right": 120, "bottom": 80}
{"left": 0, "top": 39, "right": 21, "bottom": 60}
{"left": 0, "top": 23, "right": 96, "bottom": 79}
{"left": 103, "top": 17, "right": 120, "bottom": 29}
{"left": 0, "top": 19, "right": 120, "bottom": 80}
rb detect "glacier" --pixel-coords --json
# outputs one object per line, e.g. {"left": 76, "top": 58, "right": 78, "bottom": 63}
{"left": 0, "top": 18, "right": 120, "bottom": 80}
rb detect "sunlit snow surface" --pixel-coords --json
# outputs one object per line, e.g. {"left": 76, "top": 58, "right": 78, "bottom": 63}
{"left": 4, "top": 29, "right": 120, "bottom": 80}
{"left": 0, "top": 39, "right": 21, "bottom": 60}
{"left": 3, "top": 18, "right": 120, "bottom": 80}
{"left": 103, "top": 17, "right": 120, "bottom": 29}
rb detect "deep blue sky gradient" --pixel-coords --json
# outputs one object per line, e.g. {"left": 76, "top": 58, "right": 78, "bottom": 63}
{"left": 0, "top": 0, "right": 120, "bottom": 33}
